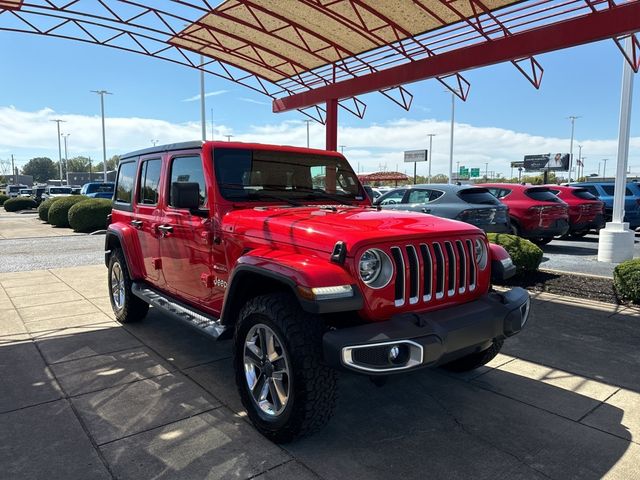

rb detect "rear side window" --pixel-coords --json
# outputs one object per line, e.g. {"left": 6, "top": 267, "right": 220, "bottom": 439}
{"left": 115, "top": 161, "right": 137, "bottom": 204}
{"left": 458, "top": 188, "right": 500, "bottom": 205}
{"left": 487, "top": 188, "right": 511, "bottom": 199}
{"left": 581, "top": 185, "right": 599, "bottom": 197}
{"left": 169, "top": 155, "right": 206, "bottom": 207}
{"left": 138, "top": 159, "right": 162, "bottom": 205}
{"left": 572, "top": 188, "right": 597, "bottom": 200}
{"left": 525, "top": 188, "right": 562, "bottom": 202}
{"left": 601, "top": 185, "right": 633, "bottom": 196}
{"left": 407, "top": 189, "right": 430, "bottom": 204}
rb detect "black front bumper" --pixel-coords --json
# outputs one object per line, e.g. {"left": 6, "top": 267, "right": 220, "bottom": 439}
{"left": 323, "top": 288, "right": 530, "bottom": 375}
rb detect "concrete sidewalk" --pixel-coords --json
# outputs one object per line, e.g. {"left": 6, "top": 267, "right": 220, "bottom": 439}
{"left": 1, "top": 265, "right": 639, "bottom": 479}
{"left": 0, "top": 209, "right": 83, "bottom": 239}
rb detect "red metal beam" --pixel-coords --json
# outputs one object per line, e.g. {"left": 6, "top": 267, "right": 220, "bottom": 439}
{"left": 273, "top": 1, "right": 640, "bottom": 112}
{"left": 325, "top": 98, "right": 338, "bottom": 151}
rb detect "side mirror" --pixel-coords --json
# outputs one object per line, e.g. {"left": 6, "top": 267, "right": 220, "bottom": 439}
{"left": 171, "top": 182, "right": 201, "bottom": 210}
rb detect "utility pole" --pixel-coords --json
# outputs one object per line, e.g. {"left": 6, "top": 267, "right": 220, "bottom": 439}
{"left": 200, "top": 54, "right": 206, "bottom": 142}
{"left": 568, "top": 115, "right": 579, "bottom": 182}
{"left": 51, "top": 119, "right": 66, "bottom": 183}
{"left": 449, "top": 92, "right": 455, "bottom": 184}
{"left": 339, "top": 145, "right": 346, "bottom": 155}
{"left": 61, "top": 133, "right": 70, "bottom": 185}
{"left": 304, "top": 120, "right": 313, "bottom": 148}
{"left": 224, "top": 135, "right": 233, "bottom": 142}
{"left": 11, "top": 154, "right": 15, "bottom": 185}
{"left": 91, "top": 90, "right": 112, "bottom": 182}
{"left": 485, "top": 162, "right": 489, "bottom": 180}
{"left": 427, "top": 133, "right": 435, "bottom": 184}
{"left": 89, "top": 157, "right": 92, "bottom": 181}
{"left": 602, "top": 158, "right": 608, "bottom": 180}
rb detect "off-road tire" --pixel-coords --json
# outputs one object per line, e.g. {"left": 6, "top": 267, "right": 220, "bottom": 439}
{"left": 441, "top": 338, "right": 504, "bottom": 372}
{"left": 234, "top": 293, "right": 337, "bottom": 443}
{"left": 108, "top": 248, "right": 149, "bottom": 323}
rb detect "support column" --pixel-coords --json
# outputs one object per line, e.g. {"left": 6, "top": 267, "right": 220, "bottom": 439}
{"left": 598, "top": 36, "right": 636, "bottom": 263}
{"left": 325, "top": 98, "right": 338, "bottom": 151}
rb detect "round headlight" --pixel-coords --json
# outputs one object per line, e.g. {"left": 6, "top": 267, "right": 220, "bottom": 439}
{"left": 359, "top": 249, "right": 393, "bottom": 288}
{"left": 474, "top": 239, "right": 488, "bottom": 270}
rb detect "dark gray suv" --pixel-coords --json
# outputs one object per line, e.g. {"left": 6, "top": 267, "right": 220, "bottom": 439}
{"left": 374, "top": 183, "right": 511, "bottom": 233}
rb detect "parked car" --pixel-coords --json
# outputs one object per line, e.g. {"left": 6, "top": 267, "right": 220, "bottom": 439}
{"left": 6, "top": 184, "right": 28, "bottom": 198}
{"left": 479, "top": 183, "right": 569, "bottom": 244}
{"left": 42, "top": 186, "right": 73, "bottom": 200}
{"left": 374, "top": 184, "right": 510, "bottom": 233}
{"left": 81, "top": 181, "right": 115, "bottom": 199}
{"left": 546, "top": 185, "right": 605, "bottom": 237}
{"left": 18, "top": 188, "right": 33, "bottom": 197}
{"left": 569, "top": 181, "right": 640, "bottom": 229}
{"left": 106, "top": 141, "right": 529, "bottom": 442}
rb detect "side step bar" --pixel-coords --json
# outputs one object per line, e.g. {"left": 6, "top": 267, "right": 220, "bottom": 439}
{"left": 131, "top": 283, "right": 227, "bottom": 339}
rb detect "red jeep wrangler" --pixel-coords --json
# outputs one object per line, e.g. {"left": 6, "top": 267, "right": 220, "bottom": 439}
{"left": 106, "top": 141, "right": 530, "bottom": 442}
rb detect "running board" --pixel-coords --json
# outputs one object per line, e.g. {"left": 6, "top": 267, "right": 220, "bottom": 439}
{"left": 131, "top": 283, "right": 227, "bottom": 339}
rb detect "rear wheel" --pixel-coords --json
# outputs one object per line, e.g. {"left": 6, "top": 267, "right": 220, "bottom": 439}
{"left": 234, "top": 293, "right": 337, "bottom": 443}
{"left": 441, "top": 339, "right": 504, "bottom": 372}
{"left": 570, "top": 230, "right": 589, "bottom": 239}
{"left": 510, "top": 221, "right": 520, "bottom": 237}
{"left": 532, "top": 237, "right": 553, "bottom": 246}
{"left": 108, "top": 249, "right": 149, "bottom": 323}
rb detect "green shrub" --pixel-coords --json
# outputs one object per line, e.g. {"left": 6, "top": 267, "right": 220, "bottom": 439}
{"left": 614, "top": 258, "right": 640, "bottom": 304}
{"left": 68, "top": 199, "right": 112, "bottom": 233}
{"left": 0, "top": 194, "right": 8, "bottom": 205}
{"left": 3, "top": 197, "right": 37, "bottom": 212}
{"left": 38, "top": 197, "right": 63, "bottom": 222}
{"left": 487, "top": 233, "right": 543, "bottom": 273}
{"left": 47, "top": 196, "right": 88, "bottom": 227}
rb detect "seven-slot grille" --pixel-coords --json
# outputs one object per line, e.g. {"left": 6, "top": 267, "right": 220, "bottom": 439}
{"left": 389, "top": 239, "right": 477, "bottom": 307}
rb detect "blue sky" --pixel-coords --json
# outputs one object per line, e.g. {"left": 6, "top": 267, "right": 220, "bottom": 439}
{"left": 1, "top": 26, "right": 638, "bottom": 179}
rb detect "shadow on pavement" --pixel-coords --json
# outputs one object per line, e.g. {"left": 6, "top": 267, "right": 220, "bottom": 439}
{"left": 1, "top": 296, "right": 638, "bottom": 480}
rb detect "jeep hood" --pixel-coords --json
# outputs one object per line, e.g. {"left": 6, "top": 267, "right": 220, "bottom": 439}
{"left": 223, "top": 205, "right": 482, "bottom": 255}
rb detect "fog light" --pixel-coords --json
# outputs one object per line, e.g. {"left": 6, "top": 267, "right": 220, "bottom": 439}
{"left": 388, "top": 344, "right": 409, "bottom": 365}
{"left": 389, "top": 345, "right": 400, "bottom": 360}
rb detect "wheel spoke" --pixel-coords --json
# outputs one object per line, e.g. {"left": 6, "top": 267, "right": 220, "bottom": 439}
{"left": 272, "top": 377, "right": 288, "bottom": 408}
{"left": 268, "top": 379, "right": 281, "bottom": 412}
{"left": 245, "top": 343, "right": 262, "bottom": 366}
{"left": 251, "top": 373, "right": 267, "bottom": 403}
{"left": 257, "top": 328, "right": 267, "bottom": 360}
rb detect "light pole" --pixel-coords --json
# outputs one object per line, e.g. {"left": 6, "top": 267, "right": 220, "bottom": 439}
{"left": 91, "top": 90, "right": 112, "bottom": 182}
{"left": 602, "top": 158, "right": 608, "bottom": 180}
{"left": 449, "top": 92, "right": 455, "bottom": 184}
{"left": 485, "top": 162, "right": 489, "bottom": 181}
{"left": 339, "top": 145, "right": 346, "bottom": 154}
{"left": 224, "top": 135, "right": 233, "bottom": 142}
{"left": 304, "top": 120, "right": 312, "bottom": 148}
{"left": 426, "top": 133, "right": 435, "bottom": 184}
{"left": 151, "top": 139, "right": 159, "bottom": 146}
{"left": 568, "top": 115, "right": 579, "bottom": 182}
{"left": 50, "top": 119, "right": 66, "bottom": 183}
{"left": 61, "top": 133, "right": 70, "bottom": 184}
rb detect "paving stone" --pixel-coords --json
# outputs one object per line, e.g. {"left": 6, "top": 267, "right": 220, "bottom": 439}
{"left": 11, "top": 290, "right": 84, "bottom": 309}
{"left": 0, "top": 309, "right": 27, "bottom": 336}
{"left": 184, "top": 358, "right": 244, "bottom": 414}
{"left": 18, "top": 299, "right": 101, "bottom": 322}
{"left": 0, "top": 341, "right": 62, "bottom": 412}
{"left": 51, "top": 346, "right": 174, "bottom": 396}
{"left": 0, "top": 400, "right": 111, "bottom": 480}
{"left": 72, "top": 372, "right": 219, "bottom": 445}
{"left": 24, "top": 311, "right": 116, "bottom": 334}
{"left": 472, "top": 358, "right": 618, "bottom": 420}
{"left": 582, "top": 389, "right": 640, "bottom": 441}
{"left": 123, "top": 309, "right": 232, "bottom": 369}
{"left": 101, "top": 408, "right": 290, "bottom": 480}
{"left": 35, "top": 324, "right": 142, "bottom": 364}
{"left": 0, "top": 274, "right": 60, "bottom": 289}
{"left": 3, "top": 281, "right": 74, "bottom": 298}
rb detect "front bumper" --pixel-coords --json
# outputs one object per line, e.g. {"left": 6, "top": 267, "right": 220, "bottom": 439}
{"left": 323, "top": 288, "right": 530, "bottom": 375}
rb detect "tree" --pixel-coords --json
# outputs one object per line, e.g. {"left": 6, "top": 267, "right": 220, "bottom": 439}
{"left": 22, "top": 157, "right": 58, "bottom": 183}
{"left": 430, "top": 174, "right": 449, "bottom": 183}
{"left": 66, "top": 156, "right": 91, "bottom": 173}
{"left": 94, "top": 155, "right": 120, "bottom": 173}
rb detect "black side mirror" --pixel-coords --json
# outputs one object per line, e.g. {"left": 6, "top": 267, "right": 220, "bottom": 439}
{"left": 171, "top": 182, "right": 201, "bottom": 210}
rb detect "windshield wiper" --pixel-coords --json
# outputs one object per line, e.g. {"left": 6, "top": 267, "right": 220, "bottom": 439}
{"left": 294, "top": 187, "right": 357, "bottom": 205}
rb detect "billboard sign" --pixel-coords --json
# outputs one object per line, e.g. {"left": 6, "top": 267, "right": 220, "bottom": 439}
{"left": 511, "top": 161, "right": 524, "bottom": 168}
{"left": 524, "top": 153, "right": 570, "bottom": 171}
{"left": 404, "top": 150, "right": 428, "bottom": 163}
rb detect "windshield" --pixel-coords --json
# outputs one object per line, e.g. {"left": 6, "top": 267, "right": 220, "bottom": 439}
{"left": 213, "top": 148, "right": 364, "bottom": 203}
{"left": 458, "top": 188, "right": 501, "bottom": 205}
{"left": 85, "top": 183, "right": 114, "bottom": 193}
{"left": 49, "top": 187, "right": 72, "bottom": 194}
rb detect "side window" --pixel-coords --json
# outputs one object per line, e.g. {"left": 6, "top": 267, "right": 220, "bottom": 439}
{"left": 380, "top": 190, "right": 406, "bottom": 205}
{"left": 582, "top": 185, "right": 599, "bottom": 197}
{"left": 169, "top": 155, "right": 206, "bottom": 207}
{"left": 407, "top": 189, "right": 429, "bottom": 204}
{"left": 137, "top": 159, "right": 162, "bottom": 205}
{"left": 429, "top": 190, "right": 444, "bottom": 201}
{"left": 496, "top": 189, "right": 511, "bottom": 199}
{"left": 115, "top": 161, "right": 137, "bottom": 204}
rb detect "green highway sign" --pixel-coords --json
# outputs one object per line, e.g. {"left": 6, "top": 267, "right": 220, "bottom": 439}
{"left": 470, "top": 168, "right": 480, "bottom": 177}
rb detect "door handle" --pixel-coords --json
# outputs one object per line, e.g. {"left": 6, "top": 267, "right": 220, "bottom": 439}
{"left": 130, "top": 220, "right": 143, "bottom": 229}
{"left": 157, "top": 224, "right": 173, "bottom": 236}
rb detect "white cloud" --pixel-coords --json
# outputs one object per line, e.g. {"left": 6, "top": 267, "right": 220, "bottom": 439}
{"left": 1, "top": 106, "right": 638, "bottom": 178}
{"left": 182, "top": 90, "right": 228, "bottom": 102}
{"left": 238, "top": 97, "right": 270, "bottom": 106}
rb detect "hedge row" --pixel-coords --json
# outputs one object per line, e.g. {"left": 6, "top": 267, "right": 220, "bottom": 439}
{"left": 614, "top": 258, "right": 640, "bottom": 304}
{"left": 487, "top": 233, "right": 543, "bottom": 273}
{"left": 39, "top": 196, "right": 111, "bottom": 232}
{"left": 3, "top": 197, "right": 37, "bottom": 212}
{"left": 0, "top": 194, "right": 8, "bottom": 206}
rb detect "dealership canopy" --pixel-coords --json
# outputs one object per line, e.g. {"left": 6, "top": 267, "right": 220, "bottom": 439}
{"left": 1, "top": 0, "right": 640, "bottom": 149}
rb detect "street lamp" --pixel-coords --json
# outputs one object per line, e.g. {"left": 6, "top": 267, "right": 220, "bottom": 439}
{"left": 602, "top": 158, "right": 608, "bottom": 180}
{"left": 50, "top": 119, "right": 66, "bottom": 183}
{"left": 91, "top": 90, "right": 112, "bottom": 182}
{"left": 304, "top": 119, "right": 312, "bottom": 148}
{"left": 151, "top": 139, "right": 159, "bottom": 146}
{"left": 61, "top": 133, "right": 70, "bottom": 184}
{"left": 426, "top": 133, "right": 436, "bottom": 184}
{"left": 224, "top": 135, "right": 234, "bottom": 142}
{"left": 568, "top": 115, "right": 580, "bottom": 181}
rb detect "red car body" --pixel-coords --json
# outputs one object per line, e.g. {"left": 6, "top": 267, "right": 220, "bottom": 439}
{"left": 479, "top": 183, "right": 569, "bottom": 241}
{"left": 545, "top": 185, "right": 605, "bottom": 236}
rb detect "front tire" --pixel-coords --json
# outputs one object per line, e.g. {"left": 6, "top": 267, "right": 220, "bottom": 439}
{"left": 441, "top": 339, "right": 504, "bottom": 372}
{"left": 108, "top": 248, "right": 149, "bottom": 323}
{"left": 234, "top": 293, "right": 337, "bottom": 443}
